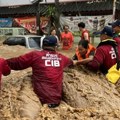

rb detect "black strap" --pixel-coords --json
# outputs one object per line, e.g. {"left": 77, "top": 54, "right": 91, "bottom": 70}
{"left": 97, "top": 40, "right": 120, "bottom": 70}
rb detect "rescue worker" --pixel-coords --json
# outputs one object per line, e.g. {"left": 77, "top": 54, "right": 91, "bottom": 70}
{"left": 72, "top": 40, "right": 96, "bottom": 62}
{"left": 78, "top": 22, "right": 90, "bottom": 42}
{"left": 60, "top": 25, "right": 74, "bottom": 50}
{"left": 6, "top": 36, "right": 73, "bottom": 108}
{"left": 76, "top": 26, "right": 120, "bottom": 74}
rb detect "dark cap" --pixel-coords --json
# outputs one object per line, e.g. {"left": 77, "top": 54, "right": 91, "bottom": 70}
{"left": 96, "top": 26, "right": 113, "bottom": 37}
{"left": 109, "top": 20, "right": 120, "bottom": 28}
{"left": 43, "top": 36, "right": 57, "bottom": 46}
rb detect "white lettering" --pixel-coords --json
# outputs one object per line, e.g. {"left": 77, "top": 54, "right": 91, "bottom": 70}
{"left": 45, "top": 60, "right": 60, "bottom": 67}
{"left": 109, "top": 48, "right": 116, "bottom": 59}
{"left": 54, "top": 60, "right": 60, "bottom": 67}
{"left": 51, "top": 60, "right": 54, "bottom": 66}
{"left": 45, "top": 60, "right": 51, "bottom": 66}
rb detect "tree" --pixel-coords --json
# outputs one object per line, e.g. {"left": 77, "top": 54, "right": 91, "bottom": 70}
{"left": 43, "top": 0, "right": 61, "bottom": 37}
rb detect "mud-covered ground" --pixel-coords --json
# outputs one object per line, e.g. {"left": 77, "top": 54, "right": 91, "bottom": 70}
{"left": 1, "top": 44, "right": 120, "bottom": 120}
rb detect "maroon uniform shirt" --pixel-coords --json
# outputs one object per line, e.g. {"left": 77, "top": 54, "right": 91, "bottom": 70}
{"left": 0, "top": 58, "right": 11, "bottom": 89}
{"left": 114, "top": 37, "right": 120, "bottom": 45}
{"left": 7, "top": 50, "right": 73, "bottom": 104}
{"left": 81, "top": 30, "right": 90, "bottom": 42}
{"left": 87, "top": 43, "right": 120, "bottom": 74}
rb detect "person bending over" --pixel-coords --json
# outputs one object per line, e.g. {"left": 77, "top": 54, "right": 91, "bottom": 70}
{"left": 7, "top": 36, "right": 73, "bottom": 108}
{"left": 72, "top": 40, "right": 96, "bottom": 64}
{"left": 76, "top": 26, "right": 120, "bottom": 75}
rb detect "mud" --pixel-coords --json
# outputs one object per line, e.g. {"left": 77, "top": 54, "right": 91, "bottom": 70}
{"left": 1, "top": 45, "right": 120, "bottom": 120}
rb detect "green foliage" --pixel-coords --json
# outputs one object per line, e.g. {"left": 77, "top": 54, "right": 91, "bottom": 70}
{"left": 72, "top": 31, "right": 81, "bottom": 36}
{"left": 43, "top": 5, "right": 56, "bottom": 17}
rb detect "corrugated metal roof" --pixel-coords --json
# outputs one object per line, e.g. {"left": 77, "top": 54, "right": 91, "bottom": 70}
{"left": 59, "top": 0, "right": 113, "bottom": 12}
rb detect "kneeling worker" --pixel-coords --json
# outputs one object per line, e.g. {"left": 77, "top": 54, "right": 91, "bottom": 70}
{"left": 76, "top": 26, "right": 120, "bottom": 83}
{"left": 72, "top": 40, "right": 96, "bottom": 64}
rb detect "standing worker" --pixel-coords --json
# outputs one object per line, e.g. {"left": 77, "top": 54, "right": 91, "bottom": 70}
{"left": 78, "top": 22, "right": 90, "bottom": 42}
{"left": 6, "top": 36, "right": 73, "bottom": 108}
{"left": 60, "top": 25, "right": 74, "bottom": 50}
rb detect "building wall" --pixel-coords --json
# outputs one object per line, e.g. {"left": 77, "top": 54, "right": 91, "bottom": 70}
{"left": 0, "top": 0, "right": 87, "bottom": 6}
{"left": 40, "top": 0, "right": 87, "bottom": 3}
{"left": 0, "top": 0, "right": 32, "bottom": 6}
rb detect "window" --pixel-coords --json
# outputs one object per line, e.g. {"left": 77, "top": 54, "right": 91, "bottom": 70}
{"left": 28, "top": 37, "right": 41, "bottom": 49}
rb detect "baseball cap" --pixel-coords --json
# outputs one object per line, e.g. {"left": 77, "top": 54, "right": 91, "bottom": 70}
{"left": 43, "top": 36, "right": 57, "bottom": 46}
{"left": 108, "top": 20, "right": 120, "bottom": 28}
{"left": 95, "top": 26, "right": 113, "bottom": 37}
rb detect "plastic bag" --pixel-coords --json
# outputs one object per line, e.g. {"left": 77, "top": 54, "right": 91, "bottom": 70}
{"left": 106, "top": 64, "right": 120, "bottom": 84}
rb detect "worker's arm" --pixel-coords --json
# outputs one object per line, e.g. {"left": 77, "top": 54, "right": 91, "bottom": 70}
{"left": 2, "top": 59, "right": 11, "bottom": 76}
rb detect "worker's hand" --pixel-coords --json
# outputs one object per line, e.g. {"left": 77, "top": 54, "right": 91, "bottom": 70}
{"left": 73, "top": 60, "right": 78, "bottom": 66}
{"left": 74, "top": 58, "right": 93, "bottom": 66}
{"left": 74, "top": 60, "right": 83, "bottom": 65}
{"left": 73, "top": 60, "right": 83, "bottom": 66}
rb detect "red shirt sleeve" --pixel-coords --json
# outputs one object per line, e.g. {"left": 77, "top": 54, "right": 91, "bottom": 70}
{"left": 7, "top": 51, "right": 34, "bottom": 70}
{"left": 62, "top": 55, "right": 73, "bottom": 68}
{"left": 0, "top": 58, "right": 11, "bottom": 90}
{"left": 2, "top": 59, "right": 11, "bottom": 76}
{"left": 87, "top": 47, "right": 104, "bottom": 71}
{"left": 114, "top": 37, "right": 120, "bottom": 44}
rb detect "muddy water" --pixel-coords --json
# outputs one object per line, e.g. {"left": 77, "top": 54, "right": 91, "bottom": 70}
{"left": 0, "top": 45, "right": 120, "bottom": 120}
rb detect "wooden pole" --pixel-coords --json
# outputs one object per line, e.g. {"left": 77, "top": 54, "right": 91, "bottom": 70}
{"left": 113, "top": 0, "right": 116, "bottom": 21}
{"left": 55, "top": 0, "right": 61, "bottom": 39}
{"left": 36, "top": 0, "right": 43, "bottom": 35}
{"left": 36, "top": 1, "right": 40, "bottom": 35}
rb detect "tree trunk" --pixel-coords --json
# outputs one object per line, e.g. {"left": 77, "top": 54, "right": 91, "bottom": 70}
{"left": 55, "top": 0, "right": 61, "bottom": 39}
